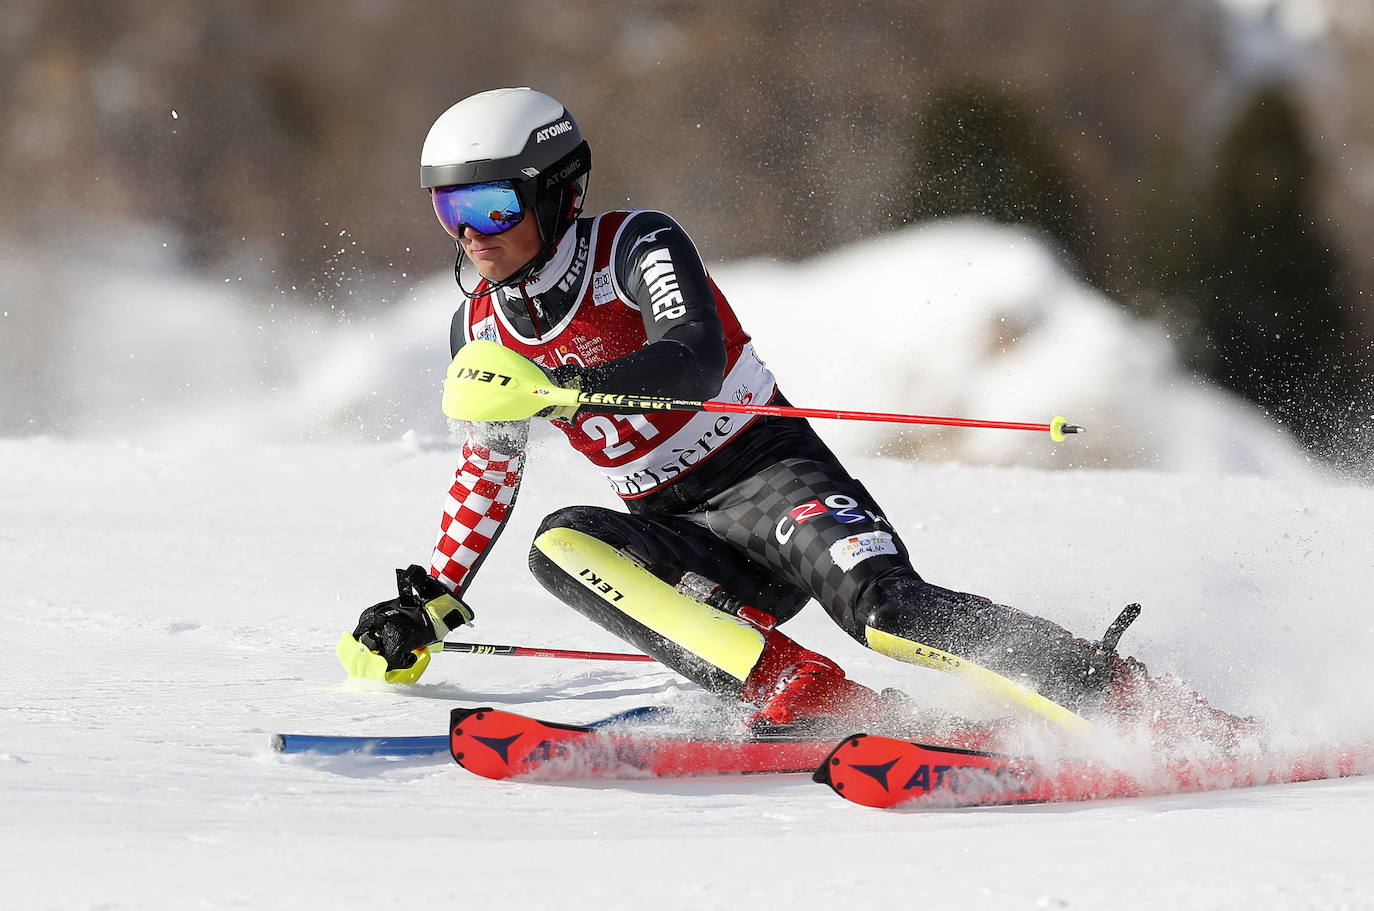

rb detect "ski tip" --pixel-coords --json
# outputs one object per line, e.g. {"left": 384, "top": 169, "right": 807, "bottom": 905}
{"left": 450, "top": 706, "right": 494, "bottom": 729}
{"left": 812, "top": 734, "right": 869, "bottom": 787}
{"left": 270, "top": 733, "right": 286, "bottom": 753}
{"left": 448, "top": 707, "right": 493, "bottom": 769}
{"left": 449, "top": 706, "right": 597, "bottom": 779}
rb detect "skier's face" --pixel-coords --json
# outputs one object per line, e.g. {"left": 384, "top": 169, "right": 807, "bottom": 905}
{"left": 457, "top": 213, "right": 543, "bottom": 282}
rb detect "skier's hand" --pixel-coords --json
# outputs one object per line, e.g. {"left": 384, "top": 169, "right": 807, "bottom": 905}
{"left": 351, "top": 566, "right": 474, "bottom": 671}
{"left": 534, "top": 363, "right": 582, "bottom": 423}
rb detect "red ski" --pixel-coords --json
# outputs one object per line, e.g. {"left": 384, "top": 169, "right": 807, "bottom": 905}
{"left": 814, "top": 733, "right": 1374, "bottom": 809}
{"left": 448, "top": 706, "right": 838, "bottom": 779}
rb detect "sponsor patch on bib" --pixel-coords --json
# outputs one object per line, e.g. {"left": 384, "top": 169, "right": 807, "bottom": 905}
{"left": 472, "top": 315, "right": 500, "bottom": 343}
{"left": 592, "top": 268, "right": 617, "bottom": 305}
{"left": 829, "top": 531, "right": 898, "bottom": 571}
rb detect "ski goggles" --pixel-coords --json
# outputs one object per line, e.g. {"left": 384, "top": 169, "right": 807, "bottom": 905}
{"left": 431, "top": 180, "right": 527, "bottom": 237}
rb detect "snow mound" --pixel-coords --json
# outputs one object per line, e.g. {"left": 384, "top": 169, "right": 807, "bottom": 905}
{"left": 1, "top": 220, "right": 1319, "bottom": 478}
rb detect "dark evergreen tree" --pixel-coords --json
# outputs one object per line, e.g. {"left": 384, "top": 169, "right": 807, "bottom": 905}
{"left": 901, "top": 82, "right": 1088, "bottom": 270}
{"left": 1190, "top": 87, "right": 1359, "bottom": 450}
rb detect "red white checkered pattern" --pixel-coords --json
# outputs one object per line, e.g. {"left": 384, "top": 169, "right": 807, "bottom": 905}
{"left": 430, "top": 441, "right": 523, "bottom": 593}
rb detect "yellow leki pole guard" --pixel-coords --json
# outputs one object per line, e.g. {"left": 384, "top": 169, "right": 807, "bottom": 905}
{"left": 865, "top": 627, "right": 1095, "bottom": 741}
{"left": 335, "top": 632, "right": 433, "bottom": 685}
{"left": 1049, "top": 415, "right": 1068, "bottom": 443}
{"left": 442, "top": 340, "right": 581, "bottom": 422}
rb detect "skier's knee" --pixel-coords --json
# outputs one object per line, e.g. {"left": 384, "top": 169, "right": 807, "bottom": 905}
{"left": 528, "top": 507, "right": 630, "bottom": 595}
{"left": 536, "top": 504, "right": 618, "bottom": 539}
{"left": 858, "top": 571, "right": 962, "bottom": 641}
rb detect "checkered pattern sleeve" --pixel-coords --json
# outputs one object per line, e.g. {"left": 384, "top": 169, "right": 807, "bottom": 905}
{"left": 429, "top": 433, "right": 524, "bottom": 594}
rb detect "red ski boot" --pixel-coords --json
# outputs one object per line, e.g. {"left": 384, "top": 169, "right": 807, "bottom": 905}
{"left": 738, "top": 608, "right": 887, "bottom": 731}
{"left": 749, "top": 656, "right": 888, "bottom": 727}
{"left": 1102, "top": 654, "right": 1263, "bottom": 754}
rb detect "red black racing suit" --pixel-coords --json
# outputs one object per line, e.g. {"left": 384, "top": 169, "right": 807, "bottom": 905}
{"left": 432, "top": 209, "right": 1112, "bottom": 708}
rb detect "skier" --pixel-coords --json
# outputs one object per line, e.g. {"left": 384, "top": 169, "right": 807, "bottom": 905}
{"left": 345, "top": 87, "right": 1249, "bottom": 745}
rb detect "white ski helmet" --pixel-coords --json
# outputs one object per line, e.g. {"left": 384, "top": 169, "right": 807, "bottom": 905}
{"left": 421, "top": 87, "right": 590, "bottom": 251}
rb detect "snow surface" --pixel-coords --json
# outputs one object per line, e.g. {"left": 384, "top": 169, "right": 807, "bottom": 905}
{"left": 3, "top": 220, "right": 1372, "bottom": 910}
{"left": 4, "top": 440, "right": 1373, "bottom": 911}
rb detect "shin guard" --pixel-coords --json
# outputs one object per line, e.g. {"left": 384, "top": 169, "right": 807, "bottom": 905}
{"left": 530, "top": 526, "right": 768, "bottom": 693}
{"left": 864, "top": 625, "right": 1095, "bottom": 739}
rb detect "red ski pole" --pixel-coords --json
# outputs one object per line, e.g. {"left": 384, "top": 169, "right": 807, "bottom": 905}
{"left": 695, "top": 402, "right": 1082, "bottom": 440}
{"left": 445, "top": 342, "right": 1086, "bottom": 441}
{"left": 440, "top": 641, "right": 656, "bottom": 662}
{"left": 569, "top": 392, "right": 1082, "bottom": 440}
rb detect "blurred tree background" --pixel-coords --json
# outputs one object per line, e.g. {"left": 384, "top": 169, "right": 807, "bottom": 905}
{"left": 1, "top": 0, "right": 1370, "bottom": 461}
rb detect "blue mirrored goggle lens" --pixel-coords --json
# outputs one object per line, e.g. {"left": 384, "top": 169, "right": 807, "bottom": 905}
{"left": 431, "top": 181, "right": 526, "bottom": 237}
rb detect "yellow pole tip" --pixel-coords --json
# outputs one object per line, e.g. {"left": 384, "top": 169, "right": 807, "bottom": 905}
{"left": 1048, "top": 416, "right": 1085, "bottom": 442}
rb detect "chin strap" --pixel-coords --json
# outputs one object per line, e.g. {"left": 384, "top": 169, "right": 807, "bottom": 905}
{"left": 451, "top": 217, "right": 573, "bottom": 303}
{"left": 453, "top": 245, "right": 545, "bottom": 301}
{"left": 453, "top": 250, "right": 552, "bottom": 336}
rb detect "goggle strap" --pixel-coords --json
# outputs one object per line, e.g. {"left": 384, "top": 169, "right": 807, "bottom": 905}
{"left": 531, "top": 142, "right": 591, "bottom": 198}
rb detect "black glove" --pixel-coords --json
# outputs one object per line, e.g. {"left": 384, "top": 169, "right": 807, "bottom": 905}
{"left": 353, "top": 566, "right": 475, "bottom": 671}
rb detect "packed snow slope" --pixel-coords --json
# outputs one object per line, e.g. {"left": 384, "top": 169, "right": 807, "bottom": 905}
{"left": 3, "top": 438, "right": 1373, "bottom": 911}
